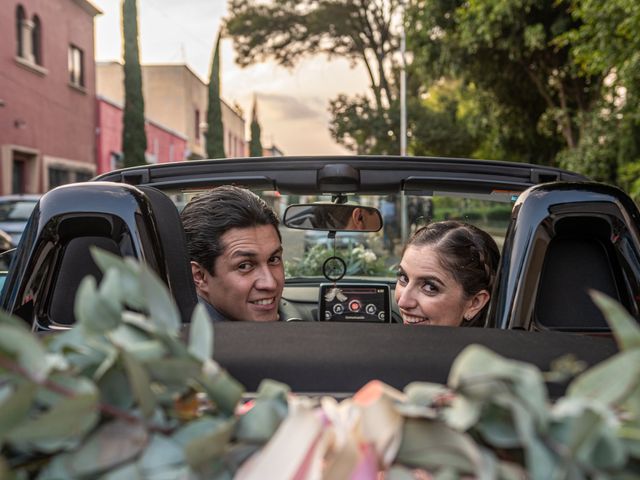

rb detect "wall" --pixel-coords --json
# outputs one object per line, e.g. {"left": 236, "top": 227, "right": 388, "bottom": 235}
{"left": 0, "top": 0, "right": 100, "bottom": 194}
{"left": 97, "top": 62, "right": 246, "bottom": 160}
{"left": 96, "top": 96, "right": 187, "bottom": 173}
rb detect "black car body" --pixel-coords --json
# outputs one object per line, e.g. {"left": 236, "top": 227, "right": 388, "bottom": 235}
{"left": 1, "top": 156, "right": 638, "bottom": 395}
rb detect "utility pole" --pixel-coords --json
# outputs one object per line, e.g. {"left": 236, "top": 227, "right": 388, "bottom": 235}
{"left": 400, "top": 0, "right": 409, "bottom": 244}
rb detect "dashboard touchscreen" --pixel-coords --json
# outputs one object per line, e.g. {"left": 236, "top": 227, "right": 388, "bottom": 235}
{"left": 319, "top": 283, "right": 390, "bottom": 322}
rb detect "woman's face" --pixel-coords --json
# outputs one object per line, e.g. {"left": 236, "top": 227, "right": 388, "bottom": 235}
{"left": 395, "top": 244, "right": 487, "bottom": 326}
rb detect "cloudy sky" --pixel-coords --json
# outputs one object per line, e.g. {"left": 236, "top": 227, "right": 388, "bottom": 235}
{"left": 91, "top": 0, "right": 370, "bottom": 155}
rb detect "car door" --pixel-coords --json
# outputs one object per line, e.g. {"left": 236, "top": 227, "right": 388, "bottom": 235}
{"left": 488, "top": 181, "right": 640, "bottom": 332}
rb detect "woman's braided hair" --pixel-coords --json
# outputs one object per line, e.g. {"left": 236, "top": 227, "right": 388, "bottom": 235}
{"left": 402, "top": 220, "right": 500, "bottom": 326}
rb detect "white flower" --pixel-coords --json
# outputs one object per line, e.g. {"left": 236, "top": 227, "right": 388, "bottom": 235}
{"left": 362, "top": 250, "right": 377, "bottom": 263}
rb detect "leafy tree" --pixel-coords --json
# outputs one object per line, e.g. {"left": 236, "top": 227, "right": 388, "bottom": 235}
{"left": 329, "top": 94, "right": 398, "bottom": 155}
{"left": 249, "top": 96, "right": 262, "bottom": 157}
{"left": 226, "top": 0, "right": 404, "bottom": 154}
{"left": 121, "top": 0, "right": 147, "bottom": 167}
{"left": 206, "top": 31, "right": 226, "bottom": 159}
{"left": 407, "top": 0, "right": 599, "bottom": 166}
{"left": 558, "top": 0, "right": 640, "bottom": 194}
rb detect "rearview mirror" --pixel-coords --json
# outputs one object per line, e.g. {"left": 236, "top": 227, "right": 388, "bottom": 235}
{"left": 283, "top": 204, "right": 382, "bottom": 232}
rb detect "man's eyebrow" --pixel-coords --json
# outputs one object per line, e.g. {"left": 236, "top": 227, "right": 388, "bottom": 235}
{"left": 229, "top": 250, "right": 258, "bottom": 259}
{"left": 229, "top": 246, "right": 283, "bottom": 259}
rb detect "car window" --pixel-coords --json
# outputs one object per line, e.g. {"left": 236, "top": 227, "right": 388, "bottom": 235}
{"left": 0, "top": 201, "right": 38, "bottom": 222}
{"left": 172, "top": 189, "right": 513, "bottom": 281}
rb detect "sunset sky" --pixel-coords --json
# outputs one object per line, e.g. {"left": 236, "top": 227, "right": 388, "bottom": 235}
{"left": 91, "top": 0, "right": 370, "bottom": 155}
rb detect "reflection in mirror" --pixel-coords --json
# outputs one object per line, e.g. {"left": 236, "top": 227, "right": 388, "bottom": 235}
{"left": 284, "top": 204, "right": 382, "bottom": 232}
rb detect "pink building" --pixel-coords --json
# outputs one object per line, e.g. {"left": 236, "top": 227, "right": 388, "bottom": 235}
{"left": 0, "top": 0, "right": 101, "bottom": 195}
{"left": 96, "top": 96, "right": 187, "bottom": 173}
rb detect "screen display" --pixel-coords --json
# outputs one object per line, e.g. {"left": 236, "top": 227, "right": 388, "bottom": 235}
{"left": 319, "top": 283, "right": 390, "bottom": 322}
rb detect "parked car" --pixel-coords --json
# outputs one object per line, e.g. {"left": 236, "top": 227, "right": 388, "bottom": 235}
{"left": 1, "top": 156, "right": 638, "bottom": 395}
{"left": 0, "top": 194, "right": 40, "bottom": 246}
{"left": 303, "top": 229, "right": 371, "bottom": 252}
{"left": 0, "top": 228, "right": 13, "bottom": 292}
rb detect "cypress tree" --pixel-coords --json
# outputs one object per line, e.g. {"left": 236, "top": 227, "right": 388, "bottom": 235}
{"left": 249, "top": 95, "right": 263, "bottom": 157}
{"left": 206, "top": 30, "right": 225, "bottom": 158}
{"left": 121, "top": 0, "right": 147, "bottom": 167}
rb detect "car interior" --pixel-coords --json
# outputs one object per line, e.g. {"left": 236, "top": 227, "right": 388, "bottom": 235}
{"left": 1, "top": 157, "right": 637, "bottom": 394}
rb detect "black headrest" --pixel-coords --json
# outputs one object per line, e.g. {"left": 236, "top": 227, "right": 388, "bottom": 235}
{"left": 535, "top": 235, "right": 620, "bottom": 331}
{"left": 137, "top": 186, "right": 197, "bottom": 322}
{"left": 49, "top": 236, "right": 120, "bottom": 326}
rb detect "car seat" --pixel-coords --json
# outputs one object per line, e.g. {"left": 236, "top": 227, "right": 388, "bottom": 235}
{"left": 487, "top": 182, "right": 640, "bottom": 331}
{"left": 2, "top": 183, "right": 197, "bottom": 328}
{"left": 534, "top": 217, "right": 624, "bottom": 330}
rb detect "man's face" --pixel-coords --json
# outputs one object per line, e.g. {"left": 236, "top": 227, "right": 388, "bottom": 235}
{"left": 193, "top": 224, "right": 284, "bottom": 321}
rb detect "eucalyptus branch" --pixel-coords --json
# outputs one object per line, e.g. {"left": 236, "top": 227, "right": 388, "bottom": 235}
{"left": 0, "top": 355, "right": 172, "bottom": 435}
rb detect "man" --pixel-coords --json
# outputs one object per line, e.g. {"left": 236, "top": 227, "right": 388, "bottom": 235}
{"left": 380, "top": 195, "right": 397, "bottom": 253}
{"left": 180, "top": 185, "right": 284, "bottom": 322}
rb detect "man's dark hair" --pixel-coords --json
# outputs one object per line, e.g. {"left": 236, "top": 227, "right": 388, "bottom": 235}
{"left": 180, "top": 185, "right": 281, "bottom": 274}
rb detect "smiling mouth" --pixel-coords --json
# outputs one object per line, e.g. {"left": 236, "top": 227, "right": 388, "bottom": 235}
{"left": 250, "top": 297, "right": 276, "bottom": 306}
{"left": 402, "top": 313, "right": 431, "bottom": 325}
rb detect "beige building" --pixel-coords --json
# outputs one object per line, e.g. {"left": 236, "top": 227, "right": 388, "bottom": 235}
{"left": 97, "top": 62, "right": 246, "bottom": 159}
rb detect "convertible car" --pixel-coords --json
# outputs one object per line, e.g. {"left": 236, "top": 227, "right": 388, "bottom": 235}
{"left": 1, "top": 155, "right": 639, "bottom": 395}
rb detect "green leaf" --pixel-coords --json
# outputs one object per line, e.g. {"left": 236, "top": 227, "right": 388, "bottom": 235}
{"left": 235, "top": 399, "right": 286, "bottom": 443}
{"left": 98, "top": 365, "right": 135, "bottom": 410}
{"left": 182, "top": 417, "right": 235, "bottom": 469}
{"left": 91, "top": 247, "right": 146, "bottom": 310}
{"left": 395, "top": 418, "right": 484, "bottom": 474}
{"left": 551, "top": 397, "right": 626, "bottom": 470}
{"left": 448, "top": 345, "right": 548, "bottom": 429}
{"left": 0, "top": 383, "right": 37, "bottom": 442}
{"left": 139, "top": 265, "right": 180, "bottom": 335}
{"left": 197, "top": 361, "right": 244, "bottom": 416}
{"left": 444, "top": 395, "right": 482, "bottom": 431}
{"left": 7, "top": 377, "right": 99, "bottom": 452}
{"left": 74, "top": 275, "right": 122, "bottom": 334}
{"left": 66, "top": 420, "right": 149, "bottom": 476}
{"left": 475, "top": 402, "right": 520, "bottom": 448}
{"left": 122, "top": 350, "right": 156, "bottom": 419}
{"left": 100, "top": 463, "right": 144, "bottom": 480}
{"left": 36, "top": 453, "right": 75, "bottom": 480}
{"left": 568, "top": 349, "right": 640, "bottom": 407}
{"left": 138, "top": 434, "right": 186, "bottom": 476}
{"left": 173, "top": 416, "right": 235, "bottom": 469}
{"left": 146, "top": 358, "right": 201, "bottom": 388}
{"left": 385, "top": 465, "right": 418, "bottom": 480}
{"left": 0, "top": 322, "right": 50, "bottom": 382}
{"left": 110, "top": 324, "right": 168, "bottom": 361}
{"left": 590, "top": 290, "right": 640, "bottom": 351}
{"left": 255, "top": 378, "right": 290, "bottom": 401}
{"left": 404, "top": 382, "right": 451, "bottom": 406}
{"left": 189, "top": 303, "right": 213, "bottom": 362}
{"left": 0, "top": 309, "right": 30, "bottom": 329}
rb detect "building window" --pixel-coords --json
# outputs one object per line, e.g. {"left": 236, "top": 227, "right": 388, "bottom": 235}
{"left": 15, "top": 5, "right": 42, "bottom": 66}
{"left": 48, "top": 167, "right": 71, "bottom": 189}
{"left": 12, "top": 159, "right": 26, "bottom": 194}
{"left": 194, "top": 109, "right": 200, "bottom": 144}
{"left": 16, "top": 5, "right": 25, "bottom": 58}
{"left": 68, "top": 45, "right": 85, "bottom": 88}
{"left": 110, "top": 152, "right": 124, "bottom": 170}
{"left": 75, "top": 171, "right": 92, "bottom": 182}
{"left": 32, "top": 15, "right": 41, "bottom": 65}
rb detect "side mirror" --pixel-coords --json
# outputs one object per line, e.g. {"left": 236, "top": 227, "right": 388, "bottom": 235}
{"left": 283, "top": 204, "right": 382, "bottom": 232}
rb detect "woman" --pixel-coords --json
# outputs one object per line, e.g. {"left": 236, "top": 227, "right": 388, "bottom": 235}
{"left": 395, "top": 220, "right": 500, "bottom": 327}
